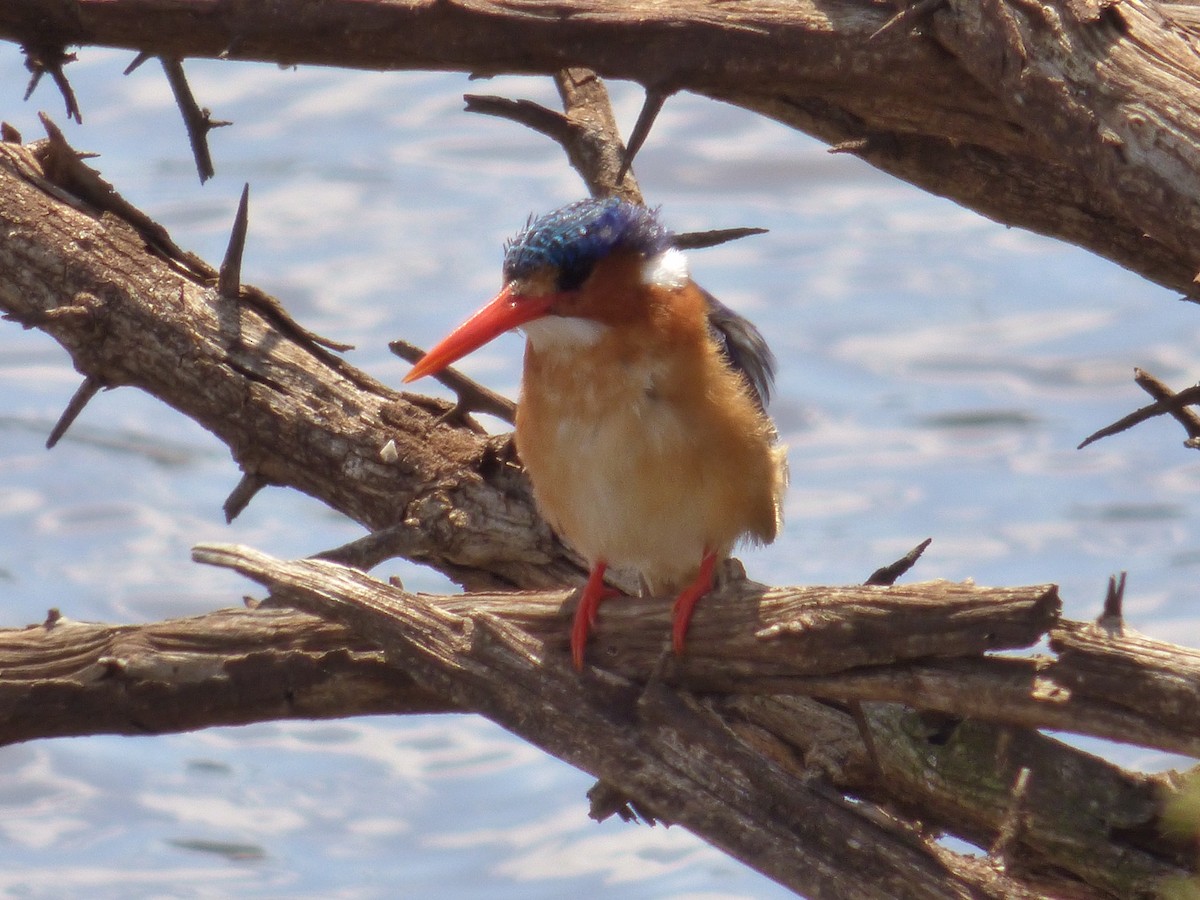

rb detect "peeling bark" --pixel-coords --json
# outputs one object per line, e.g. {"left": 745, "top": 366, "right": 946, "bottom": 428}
{"left": 4, "top": 0, "right": 1200, "bottom": 297}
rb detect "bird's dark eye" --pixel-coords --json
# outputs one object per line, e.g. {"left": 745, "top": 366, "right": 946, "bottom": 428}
{"left": 555, "top": 257, "right": 596, "bottom": 292}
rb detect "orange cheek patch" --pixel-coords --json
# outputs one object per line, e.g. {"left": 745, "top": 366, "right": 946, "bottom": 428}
{"left": 564, "top": 252, "right": 654, "bottom": 327}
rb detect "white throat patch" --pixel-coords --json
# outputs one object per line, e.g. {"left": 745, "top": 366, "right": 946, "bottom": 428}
{"left": 641, "top": 247, "right": 690, "bottom": 290}
{"left": 521, "top": 316, "right": 609, "bottom": 351}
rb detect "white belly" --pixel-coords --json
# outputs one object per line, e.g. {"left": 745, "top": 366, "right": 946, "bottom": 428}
{"left": 540, "top": 397, "right": 708, "bottom": 586}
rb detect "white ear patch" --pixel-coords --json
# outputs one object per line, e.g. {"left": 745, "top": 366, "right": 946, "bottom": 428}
{"left": 641, "top": 248, "right": 690, "bottom": 289}
{"left": 521, "top": 316, "right": 610, "bottom": 351}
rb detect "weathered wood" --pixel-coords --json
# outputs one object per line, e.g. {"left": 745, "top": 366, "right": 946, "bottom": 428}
{"left": 181, "top": 543, "right": 1191, "bottom": 898}
{"left": 0, "top": 576, "right": 1062, "bottom": 744}
{"left": 188, "top": 543, "right": 1047, "bottom": 899}
{"left": 0, "top": 535, "right": 1191, "bottom": 895}
{"left": 863, "top": 706, "right": 1183, "bottom": 900}
{"left": 1050, "top": 619, "right": 1200, "bottom": 742}
{"left": 3, "top": 0, "right": 1200, "bottom": 298}
{"left": 0, "top": 607, "right": 453, "bottom": 744}
{"left": 782, "top": 655, "right": 1200, "bottom": 758}
{"left": 431, "top": 578, "right": 1062, "bottom": 680}
{"left": 7, "top": 585, "right": 1198, "bottom": 761}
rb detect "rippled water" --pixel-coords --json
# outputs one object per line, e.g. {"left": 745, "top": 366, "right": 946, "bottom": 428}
{"left": 1, "top": 44, "right": 1198, "bottom": 898}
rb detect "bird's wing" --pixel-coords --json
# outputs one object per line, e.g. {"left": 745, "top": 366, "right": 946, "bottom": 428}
{"left": 700, "top": 287, "right": 776, "bottom": 409}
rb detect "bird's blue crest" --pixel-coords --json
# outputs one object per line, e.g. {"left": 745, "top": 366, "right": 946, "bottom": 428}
{"left": 502, "top": 198, "right": 776, "bottom": 408}
{"left": 503, "top": 198, "right": 673, "bottom": 291}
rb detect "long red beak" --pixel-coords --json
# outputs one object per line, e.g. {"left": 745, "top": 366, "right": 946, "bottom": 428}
{"left": 403, "top": 286, "right": 555, "bottom": 383}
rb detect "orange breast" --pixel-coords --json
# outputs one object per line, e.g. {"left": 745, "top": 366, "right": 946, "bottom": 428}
{"left": 514, "top": 286, "right": 784, "bottom": 592}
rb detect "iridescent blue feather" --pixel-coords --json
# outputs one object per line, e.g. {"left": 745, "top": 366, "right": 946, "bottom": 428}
{"left": 505, "top": 198, "right": 776, "bottom": 407}
{"left": 503, "top": 198, "right": 671, "bottom": 290}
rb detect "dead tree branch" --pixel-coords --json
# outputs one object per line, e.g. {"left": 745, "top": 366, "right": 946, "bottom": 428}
{"left": 158, "top": 56, "right": 229, "bottom": 183}
{"left": 185, "top": 543, "right": 1190, "bottom": 899}
{"left": 4, "top": 0, "right": 1200, "bottom": 299}
{"left": 1080, "top": 368, "right": 1200, "bottom": 449}
{"left": 0, "top": 606, "right": 456, "bottom": 744}
{"left": 183, "top": 548, "right": 1006, "bottom": 899}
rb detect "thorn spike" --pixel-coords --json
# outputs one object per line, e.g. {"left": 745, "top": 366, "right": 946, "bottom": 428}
{"left": 46, "top": 376, "right": 103, "bottom": 449}
{"left": 219, "top": 184, "right": 250, "bottom": 299}
{"left": 22, "top": 69, "right": 43, "bottom": 102}
{"left": 673, "top": 227, "right": 769, "bottom": 251}
{"left": 617, "top": 89, "right": 669, "bottom": 183}
{"left": 123, "top": 51, "right": 153, "bottom": 76}
{"left": 1098, "top": 571, "right": 1127, "bottom": 635}
{"left": 865, "top": 537, "right": 932, "bottom": 586}
{"left": 223, "top": 471, "right": 268, "bottom": 523}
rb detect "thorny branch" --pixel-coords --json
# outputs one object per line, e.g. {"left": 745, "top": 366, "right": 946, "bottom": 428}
{"left": 7, "top": 0, "right": 1200, "bottom": 299}
{"left": 1080, "top": 369, "right": 1200, "bottom": 449}
{"left": 159, "top": 56, "right": 229, "bottom": 183}
{"left": 20, "top": 42, "right": 79, "bottom": 123}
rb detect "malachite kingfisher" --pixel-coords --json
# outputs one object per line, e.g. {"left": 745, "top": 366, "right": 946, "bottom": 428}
{"left": 404, "top": 198, "right": 786, "bottom": 669}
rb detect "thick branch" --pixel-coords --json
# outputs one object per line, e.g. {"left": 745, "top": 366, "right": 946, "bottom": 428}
{"left": 0, "top": 607, "right": 454, "bottom": 744}
{"left": 0, "top": 577, "right": 1061, "bottom": 741}
{"left": 3, "top": 0, "right": 1200, "bottom": 296}
{"left": 1, "top": 556, "right": 1194, "bottom": 895}
{"left": 1050, "top": 618, "right": 1200, "bottom": 744}
{"left": 9, "top": 586, "right": 1198, "bottom": 759}
{"left": 0, "top": 130, "right": 578, "bottom": 593}
{"left": 185, "top": 544, "right": 1192, "bottom": 898}
{"left": 186, "top": 544, "right": 1068, "bottom": 899}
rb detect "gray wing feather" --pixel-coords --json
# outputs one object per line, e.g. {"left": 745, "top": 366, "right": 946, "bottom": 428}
{"left": 700, "top": 287, "right": 776, "bottom": 409}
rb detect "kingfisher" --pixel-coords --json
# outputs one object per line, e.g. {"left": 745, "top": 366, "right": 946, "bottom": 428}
{"left": 404, "top": 198, "right": 786, "bottom": 669}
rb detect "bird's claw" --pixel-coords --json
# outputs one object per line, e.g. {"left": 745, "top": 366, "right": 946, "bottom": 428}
{"left": 571, "top": 561, "right": 618, "bottom": 670}
{"left": 670, "top": 550, "right": 718, "bottom": 656}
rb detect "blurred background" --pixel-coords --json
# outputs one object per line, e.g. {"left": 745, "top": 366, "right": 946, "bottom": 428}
{"left": 1, "top": 45, "right": 1197, "bottom": 898}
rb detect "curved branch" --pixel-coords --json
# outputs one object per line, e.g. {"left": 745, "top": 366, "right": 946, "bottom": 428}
{"left": 0, "top": 128, "right": 577, "bottom": 593}
{"left": 3, "top": 0, "right": 1200, "bottom": 297}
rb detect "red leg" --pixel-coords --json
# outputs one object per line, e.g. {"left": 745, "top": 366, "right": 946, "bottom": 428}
{"left": 571, "top": 561, "right": 617, "bottom": 670}
{"left": 671, "top": 550, "right": 718, "bottom": 656}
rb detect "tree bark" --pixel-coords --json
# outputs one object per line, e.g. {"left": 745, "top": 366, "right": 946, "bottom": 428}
{"left": 0, "top": 606, "right": 456, "bottom": 744}
{"left": 4, "top": 0, "right": 1200, "bottom": 299}
{"left": 4, "top": 541, "right": 1196, "bottom": 897}
{"left": 187, "top": 543, "right": 1186, "bottom": 900}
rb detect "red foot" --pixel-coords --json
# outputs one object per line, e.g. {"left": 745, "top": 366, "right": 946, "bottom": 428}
{"left": 571, "top": 561, "right": 618, "bottom": 670}
{"left": 671, "top": 551, "right": 718, "bottom": 655}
